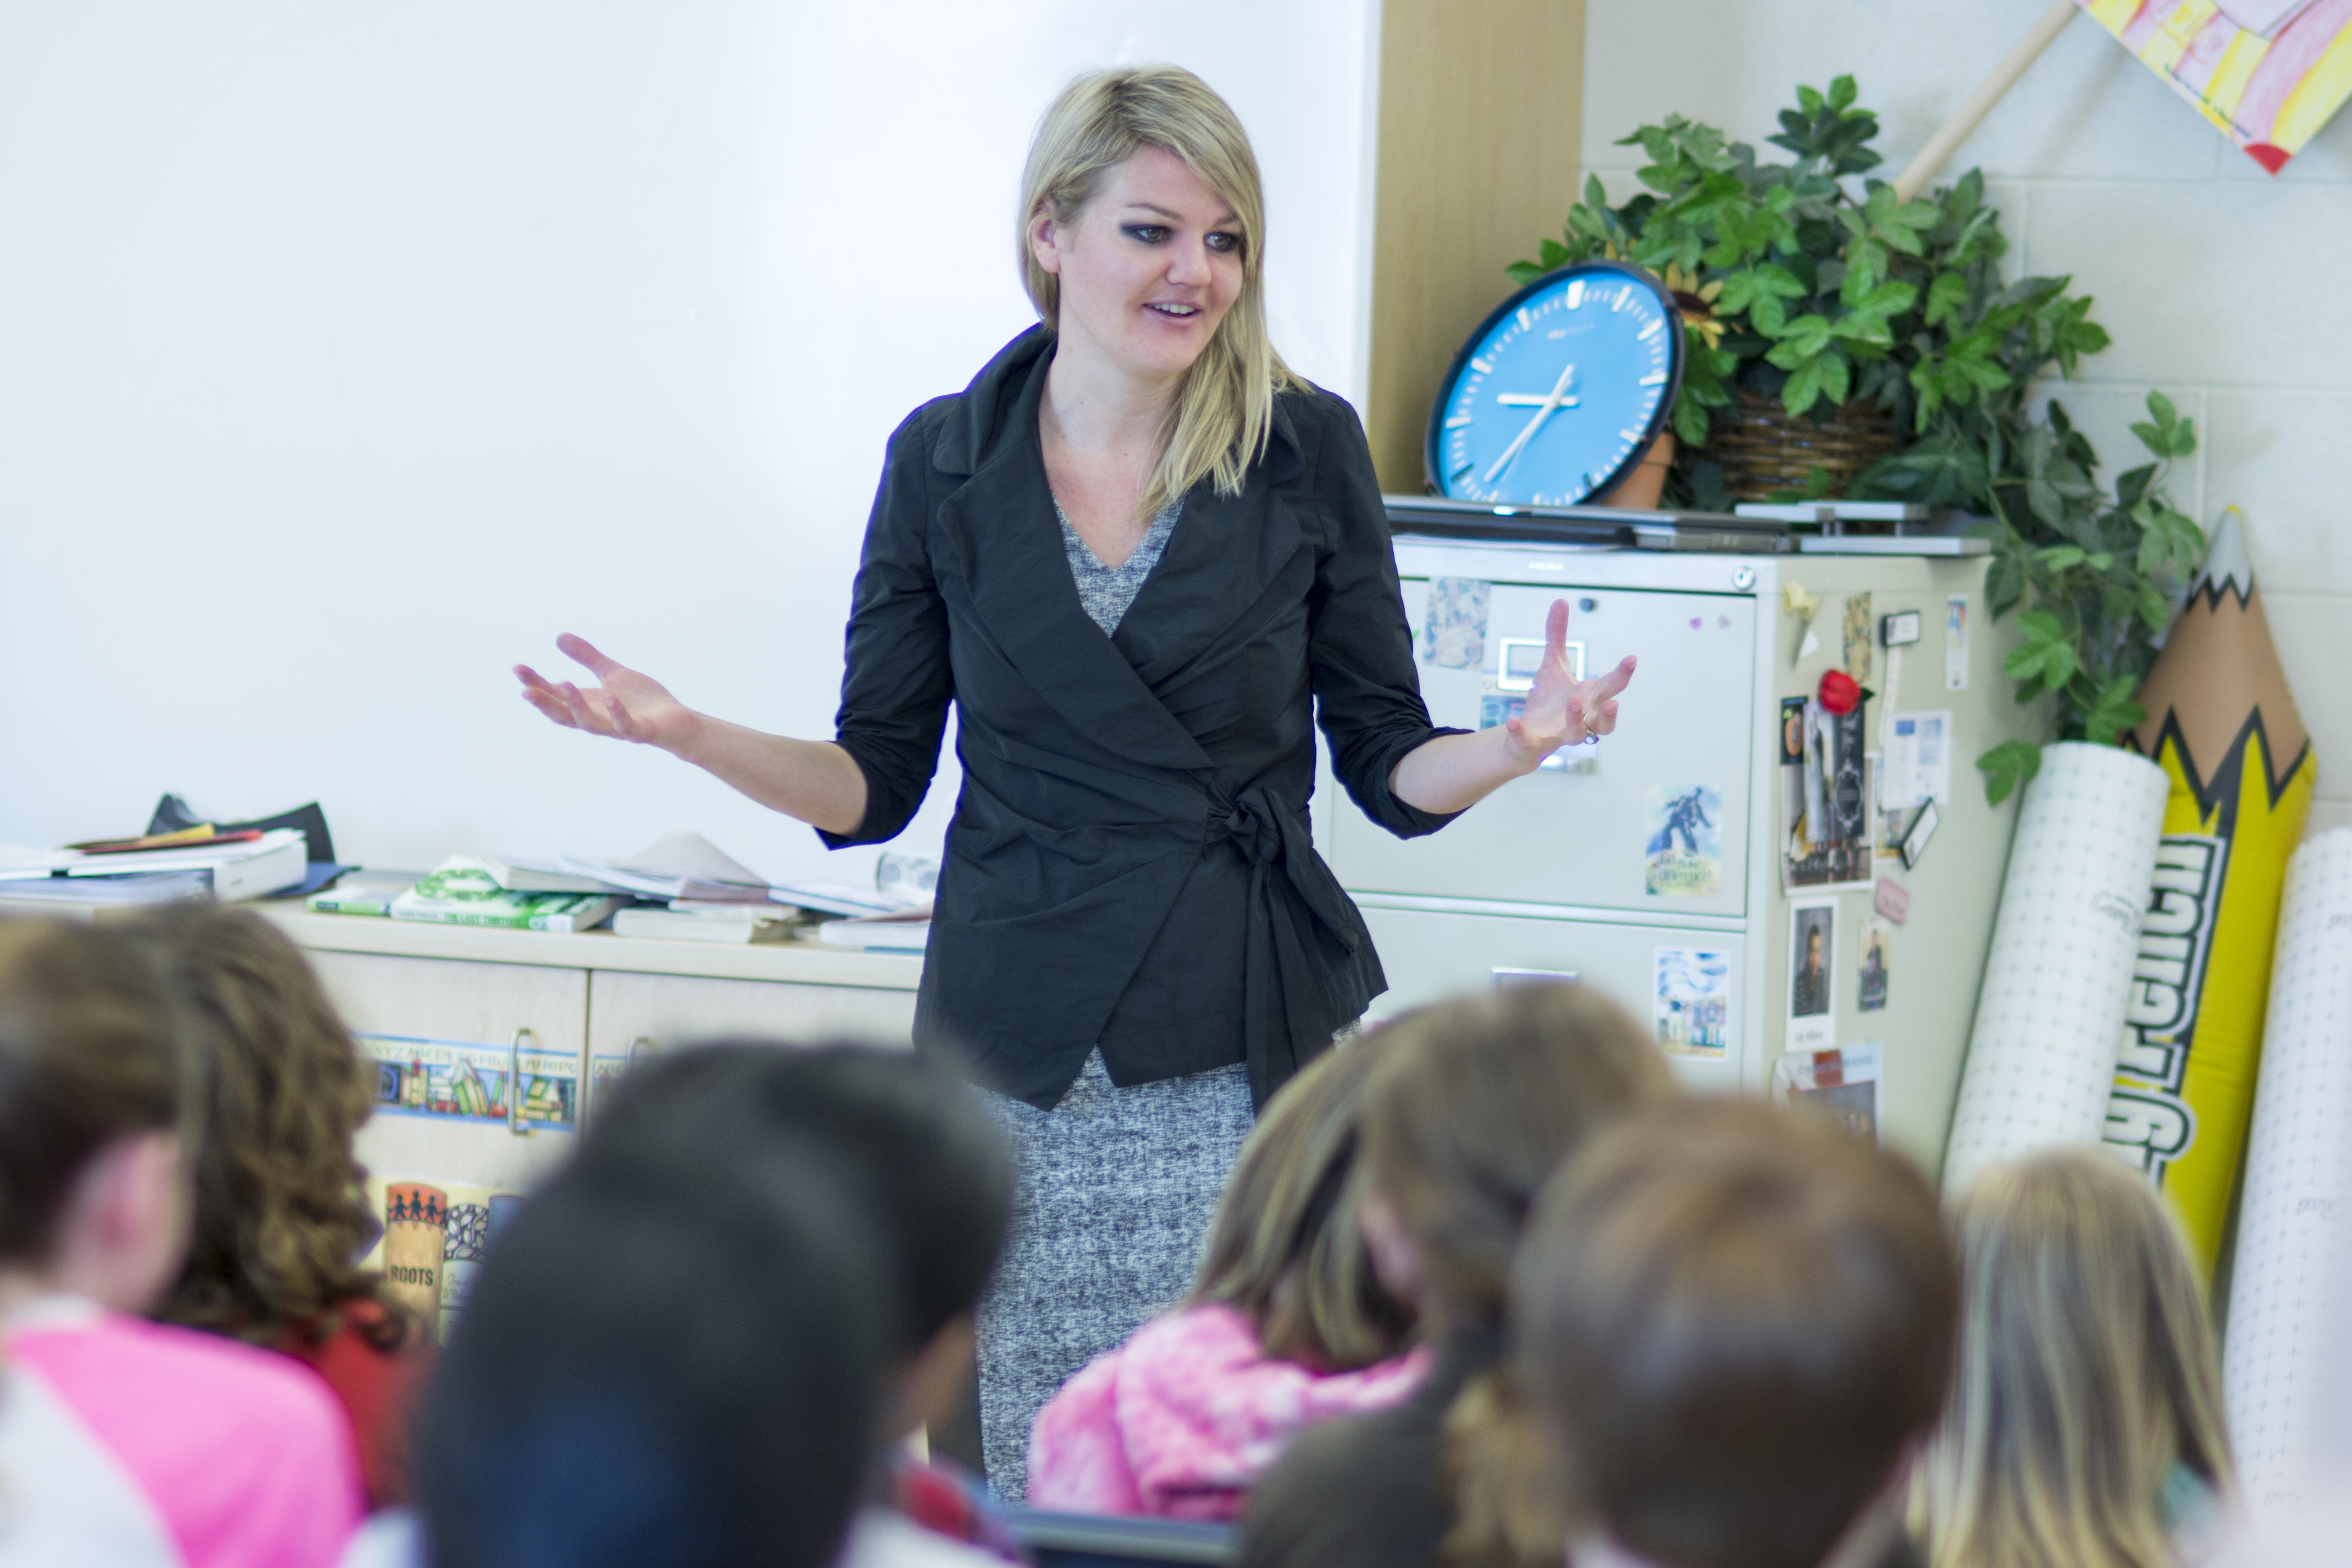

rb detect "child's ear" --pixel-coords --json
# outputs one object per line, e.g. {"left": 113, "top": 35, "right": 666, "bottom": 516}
{"left": 62, "top": 1131, "right": 189, "bottom": 1311}
{"left": 1358, "top": 1192, "right": 1423, "bottom": 1303}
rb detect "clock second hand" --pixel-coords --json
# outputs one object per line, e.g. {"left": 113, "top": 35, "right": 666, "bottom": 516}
{"left": 1482, "top": 360, "right": 1577, "bottom": 484}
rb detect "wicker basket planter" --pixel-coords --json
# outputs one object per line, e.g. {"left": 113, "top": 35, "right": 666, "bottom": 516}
{"left": 1699, "top": 391, "right": 1901, "bottom": 505}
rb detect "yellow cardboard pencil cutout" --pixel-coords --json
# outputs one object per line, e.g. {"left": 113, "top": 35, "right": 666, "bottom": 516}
{"left": 2105, "top": 509, "right": 2314, "bottom": 1275}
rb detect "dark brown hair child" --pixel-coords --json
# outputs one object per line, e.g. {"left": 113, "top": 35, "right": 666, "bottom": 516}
{"left": 1512, "top": 1099, "right": 1959, "bottom": 1568}
{"left": 132, "top": 904, "right": 425, "bottom": 1508}
{"left": 0, "top": 917, "right": 363, "bottom": 1558}
{"left": 1239, "top": 984, "right": 1674, "bottom": 1568}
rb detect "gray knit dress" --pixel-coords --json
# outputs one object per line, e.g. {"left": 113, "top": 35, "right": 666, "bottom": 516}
{"left": 971, "top": 499, "right": 1258, "bottom": 1498}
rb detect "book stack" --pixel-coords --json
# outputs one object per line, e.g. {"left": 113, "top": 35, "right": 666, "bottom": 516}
{"left": 388, "top": 857, "right": 626, "bottom": 934}
{"left": 612, "top": 902, "right": 810, "bottom": 945}
{"left": 0, "top": 827, "right": 309, "bottom": 917}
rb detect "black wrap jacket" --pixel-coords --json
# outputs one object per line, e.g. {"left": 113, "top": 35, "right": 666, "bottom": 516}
{"left": 822, "top": 328, "right": 1461, "bottom": 1108}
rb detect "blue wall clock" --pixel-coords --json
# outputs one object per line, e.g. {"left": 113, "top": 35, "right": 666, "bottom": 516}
{"left": 1425, "top": 261, "right": 1684, "bottom": 507}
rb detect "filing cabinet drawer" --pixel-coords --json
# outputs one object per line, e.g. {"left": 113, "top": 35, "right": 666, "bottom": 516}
{"left": 1358, "top": 904, "right": 1747, "bottom": 1093}
{"left": 1330, "top": 578, "right": 1756, "bottom": 916}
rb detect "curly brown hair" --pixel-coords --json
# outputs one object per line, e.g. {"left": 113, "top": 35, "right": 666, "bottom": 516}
{"left": 132, "top": 904, "right": 401, "bottom": 1348}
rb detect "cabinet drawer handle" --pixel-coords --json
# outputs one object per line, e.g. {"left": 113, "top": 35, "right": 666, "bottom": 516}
{"left": 508, "top": 1028, "right": 537, "bottom": 1137}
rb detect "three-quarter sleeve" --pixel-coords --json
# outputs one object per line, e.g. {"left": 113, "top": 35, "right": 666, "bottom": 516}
{"left": 818, "top": 411, "right": 954, "bottom": 849}
{"left": 1304, "top": 394, "right": 1465, "bottom": 841}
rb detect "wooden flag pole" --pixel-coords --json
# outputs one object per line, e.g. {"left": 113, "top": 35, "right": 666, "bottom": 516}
{"left": 1892, "top": 0, "right": 2081, "bottom": 201}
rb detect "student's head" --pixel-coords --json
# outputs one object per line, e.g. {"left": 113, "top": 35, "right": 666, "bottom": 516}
{"left": 584, "top": 1041, "right": 1012, "bottom": 1435}
{"left": 1805, "top": 927, "right": 1824, "bottom": 971}
{"left": 415, "top": 1141, "right": 886, "bottom": 1568}
{"left": 1019, "top": 66, "right": 1291, "bottom": 517}
{"left": 1359, "top": 984, "right": 1673, "bottom": 1334}
{"left": 0, "top": 919, "right": 193, "bottom": 1311}
{"left": 1191, "top": 1037, "right": 1415, "bottom": 1371}
{"left": 126, "top": 906, "right": 388, "bottom": 1343}
{"left": 1912, "top": 1148, "right": 2233, "bottom": 1568}
{"left": 1513, "top": 1099, "right": 1957, "bottom": 1568}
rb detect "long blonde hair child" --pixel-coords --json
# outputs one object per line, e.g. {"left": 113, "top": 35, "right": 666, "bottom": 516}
{"left": 1913, "top": 1148, "right": 2236, "bottom": 1568}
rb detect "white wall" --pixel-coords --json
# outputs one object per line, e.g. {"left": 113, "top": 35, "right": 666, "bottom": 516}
{"left": 1582, "top": 0, "right": 2352, "bottom": 835}
{"left": 0, "top": 1, "right": 1378, "bottom": 877}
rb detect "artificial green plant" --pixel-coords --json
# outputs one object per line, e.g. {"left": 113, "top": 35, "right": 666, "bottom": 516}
{"left": 1509, "top": 76, "right": 2207, "bottom": 801}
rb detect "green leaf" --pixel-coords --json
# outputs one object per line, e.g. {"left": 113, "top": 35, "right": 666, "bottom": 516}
{"left": 1756, "top": 262, "right": 1808, "bottom": 298}
{"left": 1977, "top": 739, "right": 2043, "bottom": 806}
{"left": 2037, "top": 544, "right": 2087, "bottom": 571}
{"left": 2147, "top": 388, "right": 2179, "bottom": 429}
{"left": 1674, "top": 394, "right": 1714, "bottom": 446}
{"left": 2082, "top": 675, "right": 2147, "bottom": 747}
{"left": 1782, "top": 355, "right": 1830, "bottom": 415}
{"left": 1537, "top": 237, "right": 1570, "bottom": 268}
{"left": 1817, "top": 351, "right": 1851, "bottom": 405}
{"left": 1856, "top": 279, "right": 1919, "bottom": 316}
{"left": 1918, "top": 273, "right": 1965, "bottom": 330}
{"left": 1752, "top": 290, "right": 1790, "bottom": 336}
{"left": 1829, "top": 75, "right": 1858, "bottom": 112}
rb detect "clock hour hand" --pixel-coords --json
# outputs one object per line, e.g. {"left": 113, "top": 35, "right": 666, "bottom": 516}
{"left": 1482, "top": 361, "right": 1577, "bottom": 485}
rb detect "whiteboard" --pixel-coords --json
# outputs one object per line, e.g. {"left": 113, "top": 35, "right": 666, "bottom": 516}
{"left": 0, "top": 0, "right": 1378, "bottom": 883}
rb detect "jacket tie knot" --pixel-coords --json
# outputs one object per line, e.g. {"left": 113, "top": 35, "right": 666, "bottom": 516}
{"left": 1205, "top": 786, "right": 1286, "bottom": 868}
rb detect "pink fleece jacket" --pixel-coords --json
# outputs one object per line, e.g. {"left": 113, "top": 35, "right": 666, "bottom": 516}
{"left": 1026, "top": 1302, "right": 1427, "bottom": 1521}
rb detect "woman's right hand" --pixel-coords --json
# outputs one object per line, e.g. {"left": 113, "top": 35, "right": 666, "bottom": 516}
{"left": 515, "top": 634, "right": 704, "bottom": 755}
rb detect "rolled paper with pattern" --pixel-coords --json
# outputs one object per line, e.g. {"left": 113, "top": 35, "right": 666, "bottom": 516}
{"left": 2224, "top": 828, "right": 2352, "bottom": 1515}
{"left": 382, "top": 1181, "right": 449, "bottom": 1340}
{"left": 1942, "top": 742, "right": 2168, "bottom": 1192}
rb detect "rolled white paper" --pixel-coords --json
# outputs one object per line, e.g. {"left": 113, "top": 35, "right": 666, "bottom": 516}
{"left": 2225, "top": 827, "right": 2352, "bottom": 1514}
{"left": 1942, "top": 742, "right": 2168, "bottom": 1192}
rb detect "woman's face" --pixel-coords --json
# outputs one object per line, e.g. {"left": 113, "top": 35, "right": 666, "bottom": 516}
{"left": 1030, "top": 145, "right": 1244, "bottom": 382}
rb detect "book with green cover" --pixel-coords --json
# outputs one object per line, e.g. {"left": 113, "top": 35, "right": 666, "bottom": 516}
{"left": 391, "top": 857, "right": 626, "bottom": 933}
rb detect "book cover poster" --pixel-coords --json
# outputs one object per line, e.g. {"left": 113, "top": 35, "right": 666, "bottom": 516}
{"left": 359, "top": 1031, "right": 579, "bottom": 1131}
{"left": 2078, "top": 0, "right": 2352, "bottom": 172}
{"left": 363, "top": 1176, "right": 527, "bottom": 1345}
{"left": 1774, "top": 1042, "right": 1882, "bottom": 1143}
{"left": 1645, "top": 785, "right": 1723, "bottom": 896}
{"left": 1784, "top": 698, "right": 1876, "bottom": 891}
{"left": 1654, "top": 947, "right": 1732, "bottom": 1058}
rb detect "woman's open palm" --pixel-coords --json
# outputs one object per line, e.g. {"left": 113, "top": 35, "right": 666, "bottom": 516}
{"left": 514, "top": 634, "right": 701, "bottom": 753}
{"left": 1506, "top": 600, "right": 1636, "bottom": 762}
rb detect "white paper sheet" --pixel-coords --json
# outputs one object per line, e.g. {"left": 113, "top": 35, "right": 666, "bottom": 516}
{"left": 2225, "top": 828, "right": 2352, "bottom": 1514}
{"left": 1885, "top": 711, "right": 1953, "bottom": 807}
{"left": 1942, "top": 743, "right": 2167, "bottom": 1192}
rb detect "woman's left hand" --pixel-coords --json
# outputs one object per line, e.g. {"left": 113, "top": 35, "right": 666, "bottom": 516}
{"left": 1504, "top": 600, "right": 1637, "bottom": 767}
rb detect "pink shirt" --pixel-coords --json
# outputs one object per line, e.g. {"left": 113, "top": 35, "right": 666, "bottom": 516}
{"left": 1027, "top": 1302, "right": 1427, "bottom": 1521}
{"left": 5, "top": 1298, "right": 364, "bottom": 1568}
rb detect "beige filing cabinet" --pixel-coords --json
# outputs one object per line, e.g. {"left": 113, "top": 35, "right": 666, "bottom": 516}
{"left": 261, "top": 908, "right": 920, "bottom": 1198}
{"left": 1319, "top": 535, "right": 2036, "bottom": 1177}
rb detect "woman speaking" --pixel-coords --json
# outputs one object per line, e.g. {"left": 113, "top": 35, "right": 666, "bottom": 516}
{"left": 517, "top": 66, "right": 1635, "bottom": 1493}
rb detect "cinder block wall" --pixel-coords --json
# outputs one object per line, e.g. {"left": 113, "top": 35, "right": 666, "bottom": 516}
{"left": 1573, "top": 0, "right": 2348, "bottom": 835}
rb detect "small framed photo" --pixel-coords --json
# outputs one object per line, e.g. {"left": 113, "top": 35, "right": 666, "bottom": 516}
{"left": 1788, "top": 899, "right": 1838, "bottom": 1053}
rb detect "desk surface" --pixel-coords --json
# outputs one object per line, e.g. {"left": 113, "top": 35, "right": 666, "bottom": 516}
{"left": 259, "top": 904, "right": 926, "bottom": 990}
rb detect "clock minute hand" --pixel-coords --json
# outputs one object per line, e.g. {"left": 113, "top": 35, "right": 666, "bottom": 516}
{"left": 1482, "top": 361, "right": 1577, "bottom": 484}
{"left": 1495, "top": 392, "right": 1583, "bottom": 406}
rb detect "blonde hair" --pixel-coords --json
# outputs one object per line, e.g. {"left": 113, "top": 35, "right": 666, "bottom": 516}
{"left": 1191, "top": 1038, "right": 1414, "bottom": 1371}
{"left": 1912, "top": 1149, "right": 2236, "bottom": 1568}
{"left": 1358, "top": 986, "right": 1677, "bottom": 1568}
{"left": 1018, "top": 66, "right": 1293, "bottom": 519}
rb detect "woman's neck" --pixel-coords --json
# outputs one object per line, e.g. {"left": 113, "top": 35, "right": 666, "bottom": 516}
{"left": 1041, "top": 325, "right": 1179, "bottom": 464}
